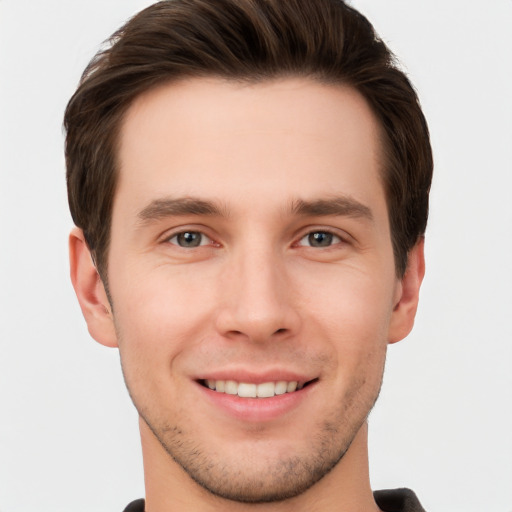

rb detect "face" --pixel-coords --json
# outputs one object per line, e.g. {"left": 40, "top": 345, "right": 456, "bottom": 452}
{"left": 77, "top": 78, "right": 419, "bottom": 503}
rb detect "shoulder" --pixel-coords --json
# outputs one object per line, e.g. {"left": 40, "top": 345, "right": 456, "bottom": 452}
{"left": 122, "top": 498, "right": 145, "bottom": 512}
{"left": 374, "top": 488, "right": 426, "bottom": 512}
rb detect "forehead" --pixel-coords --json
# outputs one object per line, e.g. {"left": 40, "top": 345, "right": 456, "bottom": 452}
{"left": 115, "top": 77, "right": 386, "bottom": 221}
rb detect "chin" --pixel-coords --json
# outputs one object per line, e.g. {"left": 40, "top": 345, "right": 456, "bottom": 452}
{"left": 143, "top": 410, "right": 365, "bottom": 504}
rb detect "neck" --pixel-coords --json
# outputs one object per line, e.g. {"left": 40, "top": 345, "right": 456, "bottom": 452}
{"left": 140, "top": 419, "right": 380, "bottom": 512}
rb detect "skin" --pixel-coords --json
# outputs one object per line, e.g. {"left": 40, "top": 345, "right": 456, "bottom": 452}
{"left": 70, "top": 77, "right": 424, "bottom": 512}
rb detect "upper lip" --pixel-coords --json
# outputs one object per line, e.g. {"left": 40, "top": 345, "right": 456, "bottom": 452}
{"left": 195, "top": 368, "right": 316, "bottom": 386}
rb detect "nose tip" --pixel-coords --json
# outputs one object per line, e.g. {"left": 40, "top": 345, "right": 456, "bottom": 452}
{"left": 218, "top": 311, "right": 294, "bottom": 343}
{"left": 214, "top": 258, "right": 300, "bottom": 343}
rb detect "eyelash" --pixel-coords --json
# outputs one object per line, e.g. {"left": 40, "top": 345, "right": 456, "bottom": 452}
{"left": 164, "top": 228, "right": 347, "bottom": 249}
{"left": 166, "top": 230, "right": 216, "bottom": 248}
{"left": 295, "top": 230, "right": 344, "bottom": 248}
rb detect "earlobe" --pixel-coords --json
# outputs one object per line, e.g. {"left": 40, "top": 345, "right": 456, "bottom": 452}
{"left": 388, "top": 238, "right": 425, "bottom": 344}
{"left": 69, "top": 227, "right": 118, "bottom": 348}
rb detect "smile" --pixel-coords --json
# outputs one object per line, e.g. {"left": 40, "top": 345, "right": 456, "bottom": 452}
{"left": 200, "top": 379, "right": 312, "bottom": 398}
{"left": 198, "top": 377, "right": 319, "bottom": 421}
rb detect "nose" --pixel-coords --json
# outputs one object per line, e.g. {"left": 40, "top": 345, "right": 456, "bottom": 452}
{"left": 214, "top": 245, "right": 301, "bottom": 343}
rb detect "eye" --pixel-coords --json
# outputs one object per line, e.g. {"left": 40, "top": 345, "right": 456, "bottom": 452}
{"left": 167, "top": 231, "right": 212, "bottom": 248}
{"left": 297, "top": 231, "right": 343, "bottom": 248}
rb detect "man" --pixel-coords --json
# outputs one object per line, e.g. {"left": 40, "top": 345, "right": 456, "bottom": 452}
{"left": 64, "top": 0, "right": 432, "bottom": 510}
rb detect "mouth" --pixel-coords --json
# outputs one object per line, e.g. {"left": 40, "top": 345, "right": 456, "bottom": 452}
{"left": 199, "top": 378, "right": 318, "bottom": 398}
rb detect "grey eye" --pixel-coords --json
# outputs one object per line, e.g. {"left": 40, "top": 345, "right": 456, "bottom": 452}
{"left": 170, "top": 231, "right": 207, "bottom": 248}
{"left": 298, "top": 231, "right": 341, "bottom": 247}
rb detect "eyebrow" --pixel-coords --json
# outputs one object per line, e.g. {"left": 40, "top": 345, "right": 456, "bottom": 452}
{"left": 136, "top": 194, "right": 373, "bottom": 226}
{"left": 137, "top": 197, "right": 228, "bottom": 225}
{"left": 290, "top": 197, "right": 373, "bottom": 221}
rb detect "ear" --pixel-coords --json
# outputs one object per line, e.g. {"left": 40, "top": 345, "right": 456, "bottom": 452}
{"left": 388, "top": 238, "right": 425, "bottom": 344}
{"left": 69, "top": 227, "right": 118, "bottom": 348}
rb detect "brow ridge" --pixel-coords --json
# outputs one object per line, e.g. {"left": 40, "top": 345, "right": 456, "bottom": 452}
{"left": 137, "top": 197, "right": 227, "bottom": 224}
{"left": 291, "top": 196, "right": 373, "bottom": 220}
{"left": 136, "top": 195, "right": 373, "bottom": 226}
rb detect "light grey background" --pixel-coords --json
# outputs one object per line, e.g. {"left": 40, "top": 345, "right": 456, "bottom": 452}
{"left": 1, "top": 1, "right": 511, "bottom": 511}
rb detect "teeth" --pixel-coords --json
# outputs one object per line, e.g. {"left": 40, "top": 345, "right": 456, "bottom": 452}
{"left": 257, "top": 382, "right": 275, "bottom": 398}
{"left": 275, "top": 381, "right": 288, "bottom": 395}
{"left": 225, "top": 380, "right": 238, "bottom": 395}
{"left": 238, "top": 383, "right": 257, "bottom": 398}
{"left": 287, "top": 381, "right": 298, "bottom": 392}
{"left": 204, "top": 379, "right": 303, "bottom": 397}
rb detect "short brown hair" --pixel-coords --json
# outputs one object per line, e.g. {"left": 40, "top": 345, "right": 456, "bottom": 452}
{"left": 65, "top": 0, "right": 432, "bottom": 278}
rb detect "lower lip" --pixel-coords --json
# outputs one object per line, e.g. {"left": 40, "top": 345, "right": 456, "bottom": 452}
{"left": 196, "top": 382, "right": 316, "bottom": 423}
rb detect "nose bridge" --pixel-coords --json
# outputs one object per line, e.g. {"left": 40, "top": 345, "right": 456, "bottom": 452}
{"left": 216, "top": 238, "right": 298, "bottom": 342}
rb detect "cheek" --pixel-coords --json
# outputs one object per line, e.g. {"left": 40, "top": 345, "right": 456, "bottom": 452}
{"left": 299, "top": 265, "right": 396, "bottom": 340}
{"left": 110, "top": 265, "right": 219, "bottom": 382}
{"left": 297, "top": 265, "right": 395, "bottom": 389}
{"left": 113, "top": 262, "right": 217, "bottom": 331}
